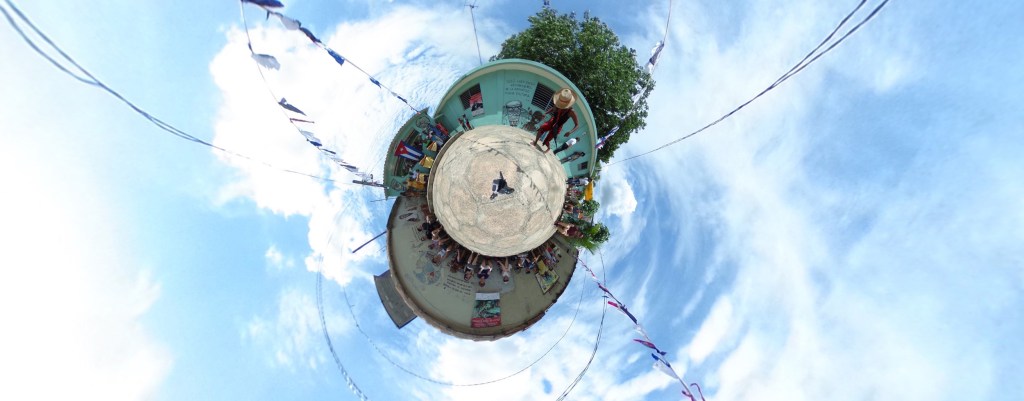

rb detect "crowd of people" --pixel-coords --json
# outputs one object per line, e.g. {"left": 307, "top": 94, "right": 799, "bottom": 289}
{"left": 418, "top": 213, "right": 565, "bottom": 288}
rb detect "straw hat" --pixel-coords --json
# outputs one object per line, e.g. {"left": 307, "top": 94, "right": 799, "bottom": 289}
{"left": 552, "top": 88, "right": 576, "bottom": 109}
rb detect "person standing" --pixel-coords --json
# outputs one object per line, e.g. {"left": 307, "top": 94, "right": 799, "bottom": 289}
{"left": 533, "top": 88, "right": 580, "bottom": 152}
{"left": 552, "top": 136, "right": 578, "bottom": 154}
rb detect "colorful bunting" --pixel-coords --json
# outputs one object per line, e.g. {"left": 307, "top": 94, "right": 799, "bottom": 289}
{"left": 595, "top": 126, "right": 618, "bottom": 150}
{"left": 300, "top": 130, "right": 322, "bottom": 146}
{"left": 299, "top": 27, "right": 321, "bottom": 44}
{"left": 278, "top": 98, "right": 306, "bottom": 115}
{"left": 646, "top": 40, "right": 665, "bottom": 74}
{"left": 652, "top": 354, "right": 679, "bottom": 380}
{"left": 578, "top": 258, "right": 703, "bottom": 399}
{"left": 633, "top": 339, "right": 667, "bottom": 355}
{"left": 242, "top": 0, "right": 417, "bottom": 112}
{"left": 268, "top": 11, "right": 301, "bottom": 30}
{"left": 252, "top": 53, "right": 281, "bottom": 70}
{"left": 242, "top": 0, "right": 284, "bottom": 8}
{"left": 326, "top": 49, "right": 346, "bottom": 66}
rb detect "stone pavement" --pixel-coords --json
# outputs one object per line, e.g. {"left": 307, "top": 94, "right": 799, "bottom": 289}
{"left": 429, "top": 125, "right": 568, "bottom": 257}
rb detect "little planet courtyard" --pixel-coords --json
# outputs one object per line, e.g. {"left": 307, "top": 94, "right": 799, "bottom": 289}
{"left": 373, "top": 60, "right": 597, "bottom": 340}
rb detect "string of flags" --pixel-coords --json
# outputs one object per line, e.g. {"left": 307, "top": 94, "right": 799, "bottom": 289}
{"left": 579, "top": 258, "right": 706, "bottom": 401}
{"left": 241, "top": 0, "right": 418, "bottom": 113}
{"left": 238, "top": 0, "right": 386, "bottom": 183}
{"left": 596, "top": 0, "right": 672, "bottom": 152}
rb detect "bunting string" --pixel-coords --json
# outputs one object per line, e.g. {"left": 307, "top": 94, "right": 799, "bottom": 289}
{"left": 0, "top": 0, "right": 348, "bottom": 185}
{"left": 577, "top": 257, "right": 706, "bottom": 401}
{"left": 238, "top": 0, "right": 377, "bottom": 183}
{"left": 595, "top": 0, "right": 673, "bottom": 152}
{"left": 241, "top": 0, "right": 419, "bottom": 113}
{"left": 608, "top": 0, "right": 891, "bottom": 166}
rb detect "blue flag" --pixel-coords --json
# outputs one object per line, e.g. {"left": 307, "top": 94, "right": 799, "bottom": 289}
{"left": 278, "top": 98, "right": 306, "bottom": 116}
{"left": 369, "top": 77, "right": 381, "bottom": 87}
{"left": 242, "top": 0, "right": 284, "bottom": 8}
{"left": 326, "top": 49, "right": 346, "bottom": 66}
{"left": 299, "top": 27, "right": 321, "bottom": 44}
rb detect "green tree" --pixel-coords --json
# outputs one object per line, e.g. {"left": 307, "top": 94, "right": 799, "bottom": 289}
{"left": 492, "top": 9, "right": 653, "bottom": 163}
{"left": 579, "top": 199, "right": 600, "bottom": 217}
{"left": 586, "top": 223, "right": 611, "bottom": 244}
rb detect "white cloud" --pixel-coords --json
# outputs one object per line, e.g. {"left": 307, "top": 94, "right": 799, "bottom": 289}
{"left": 209, "top": 4, "right": 487, "bottom": 287}
{"left": 242, "top": 287, "right": 349, "bottom": 371}
{"left": 686, "top": 297, "right": 733, "bottom": 365}
{"left": 0, "top": 144, "right": 172, "bottom": 401}
{"left": 599, "top": 166, "right": 639, "bottom": 218}
{"left": 603, "top": 1, "right": 1020, "bottom": 401}
{"left": 264, "top": 244, "right": 295, "bottom": 271}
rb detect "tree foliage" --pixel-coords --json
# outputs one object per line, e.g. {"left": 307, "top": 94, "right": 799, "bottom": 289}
{"left": 492, "top": 9, "right": 654, "bottom": 163}
{"left": 580, "top": 199, "right": 600, "bottom": 217}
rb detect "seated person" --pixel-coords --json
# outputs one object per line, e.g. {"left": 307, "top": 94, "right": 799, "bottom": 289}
{"left": 432, "top": 242, "right": 453, "bottom": 264}
{"left": 555, "top": 221, "right": 583, "bottom": 238}
{"left": 499, "top": 258, "right": 511, "bottom": 282}
{"left": 515, "top": 252, "right": 528, "bottom": 272}
{"left": 525, "top": 250, "right": 542, "bottom": 274}
{"left": 477, "top": 259, "right": 493, "bottom": 287}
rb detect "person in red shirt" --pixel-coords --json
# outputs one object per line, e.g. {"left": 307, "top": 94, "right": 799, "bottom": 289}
{"left": 533, "top": 88, "right": 580, "bottom": 152}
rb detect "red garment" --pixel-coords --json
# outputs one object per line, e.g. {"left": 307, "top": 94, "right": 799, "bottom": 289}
{"left": 536, "top": 108, "right": 573, "bottom": 146}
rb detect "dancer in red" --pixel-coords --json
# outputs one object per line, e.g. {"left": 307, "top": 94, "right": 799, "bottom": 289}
{"left": 533, "top": 88, "right": 580, "bottom": 152}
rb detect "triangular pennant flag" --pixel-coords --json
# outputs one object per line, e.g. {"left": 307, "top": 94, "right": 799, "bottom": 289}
{"left": 326, "top": 48, "right": 346, "bottom": 66}
{"left": 320, "top": 148, "right": 337, "bottom": 155}
{"left": 252, "top": 53, "right": 280, "bottom": 70}
{"left": 299, "top": 27, "right": 321, "bottom": 44}
{"left": 299, "top": 130, "right": 322, "bottom": 146}
{"left": 633, "top": 339, "right": 667, "bottom": 355}
{"left": 369, "top": 77, "right": 381, "bottom": 87}
{"left": 634, "top": 325, "right": 651, "bottom": 341}
{"left": 271, "top": 12, "right": 301, "bottom": 30}
{"left": 619, "top": 304, "right": 639, "bottom": 325}
{"left": 289, "top": 117, "right": 314, "bottom": 124}
{"left": 278, "top": 98, "right": 306, "bottom": 115}
{"left": 653, "top": 360, "right": 679, "bottom": 380}
{"left": 647, "top": 41, "right": 665, "bottom": 74}
{"left": 596, "top": 126, "right": 619, "bottom": 150}
{"left": 242, "top": 0, "right": 284, "bottom": 8}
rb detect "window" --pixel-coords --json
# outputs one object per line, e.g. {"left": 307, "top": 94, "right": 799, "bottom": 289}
{"left": 578, "top": 161, "right": 588, "bottom": 171}
{"left": 459, "top": 84, "right": 482, "bottom": 110}
{"left": 531, "top": 83, "right": 554, "bottom": 109}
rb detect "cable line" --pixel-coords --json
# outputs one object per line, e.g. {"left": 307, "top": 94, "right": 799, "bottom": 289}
{"left": 609, "top": 0, "right": 891, "bottom": 167}
{"left": 0, "top": 0, "right": 345, "bottom": 184}
{"left": 339, "top": 254, "right": 593, "bottom": 387}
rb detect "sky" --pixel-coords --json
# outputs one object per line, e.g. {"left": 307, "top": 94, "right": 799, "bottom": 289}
{"left": 1, "top": 0, "right": 1021, "bottom": 400}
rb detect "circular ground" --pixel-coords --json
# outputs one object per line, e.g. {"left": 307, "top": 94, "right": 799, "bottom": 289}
{"left": 430, "top": 125, "right": 567, "bottom": 257}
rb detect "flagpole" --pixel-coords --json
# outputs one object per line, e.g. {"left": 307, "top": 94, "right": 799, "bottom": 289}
{"left": 351, "top": 230, "right": 387, "bottom": 254}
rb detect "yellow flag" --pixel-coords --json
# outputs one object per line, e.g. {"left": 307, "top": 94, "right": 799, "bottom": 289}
{"left": 584, "top": 181, "right": 594, "bottom": 201}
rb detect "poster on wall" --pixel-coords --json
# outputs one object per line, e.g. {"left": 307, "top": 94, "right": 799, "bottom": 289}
{"left": 471, "top": 292, "right": 501, "bottom": 328}
{"left": 470, "top": 92, "right": 485, "bottom": 116}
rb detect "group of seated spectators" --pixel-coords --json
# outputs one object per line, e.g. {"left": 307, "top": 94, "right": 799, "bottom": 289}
{"left": 418, "top": 212, "right": 564, "bottom": 288}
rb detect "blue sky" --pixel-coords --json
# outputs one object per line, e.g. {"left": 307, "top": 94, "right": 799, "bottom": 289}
{"left": 1, "top": 0, "right": 1021, "bottom": 400}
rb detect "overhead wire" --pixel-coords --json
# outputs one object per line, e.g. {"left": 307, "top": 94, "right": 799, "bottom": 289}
{"left": 315, "top": 186, "right": 379, "bottom": 401}
{"left": 554, "top": 249, "right": 609, "bottom": 401}
{"left": 608, "top": 0, "right": 891, "bottom": 167}
{"left": 0, "top": 0, "right": 347, "bottom": 185}
{"left": 339, "top": 252, "right": 594, "bottom": 387}
{"left": 238, "top": 3, "right": 359, "bottom": 182}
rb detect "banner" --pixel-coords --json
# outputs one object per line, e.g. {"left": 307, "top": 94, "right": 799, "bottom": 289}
{"left": 471, "top": 292, "right": 501, "bottom": 328}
